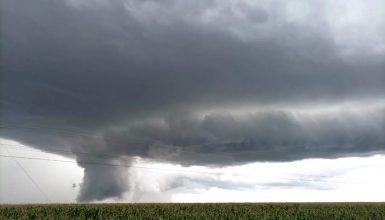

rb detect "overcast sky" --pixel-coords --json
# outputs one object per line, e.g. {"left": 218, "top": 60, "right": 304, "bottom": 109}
{"left": 0, "top": 0, "right": 384, "bottom": 202}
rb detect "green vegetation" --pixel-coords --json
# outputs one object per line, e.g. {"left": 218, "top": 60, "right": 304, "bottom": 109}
{"left": 1, "top": 203, "right": 385, "bottom": 219}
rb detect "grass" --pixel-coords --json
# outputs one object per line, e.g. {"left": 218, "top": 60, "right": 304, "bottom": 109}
{"left": 0, "top": 203, "right": 385, "bottom": 219}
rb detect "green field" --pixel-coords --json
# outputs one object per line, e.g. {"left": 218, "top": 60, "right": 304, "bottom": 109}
{"left": 1, "top": 203, "right": 385, "bottom": 219}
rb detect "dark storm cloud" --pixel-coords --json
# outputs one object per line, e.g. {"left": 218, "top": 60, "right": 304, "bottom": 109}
{"left": 1, "top": 0, "right": 384, "bottom": 201}
{"left": 82, "top": 108, "right": 385, "bottom": 164}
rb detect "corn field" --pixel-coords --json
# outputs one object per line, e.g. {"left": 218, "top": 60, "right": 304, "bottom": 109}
{"left": 1, "top": 203, "right": 385, "bottom": 219}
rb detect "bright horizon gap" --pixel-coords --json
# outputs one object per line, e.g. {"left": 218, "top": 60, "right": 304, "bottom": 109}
{"left": 1, "top": 139, "right": 385, "bottom": 203}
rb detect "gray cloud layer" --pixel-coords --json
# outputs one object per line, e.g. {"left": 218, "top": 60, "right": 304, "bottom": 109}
{"left": 1, "top": 0, "right": 384, "bottom": 201}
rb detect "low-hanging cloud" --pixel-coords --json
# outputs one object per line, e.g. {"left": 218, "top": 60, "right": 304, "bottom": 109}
{"left": 1, "top": 0, "right": 384, "bottom": 201}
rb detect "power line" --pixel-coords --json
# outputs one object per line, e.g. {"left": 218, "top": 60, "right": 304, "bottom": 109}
{"left": 1, "top": 141, "right": 385, "bottom": 182}
{"left": 1, "top": 143, "right": 384, "bottom": 182}
{"left": 0, "top": 125, "right": 299, "bottom": 166}
{"left": 0, "top": 142, "right": 246, "bottom": 170}
{"left": 0, "top": 123, "right": 229, "bottom": 158}
{"left": 4, "top": 149, "right": 51, "bottom": 203}
{"left": 0, "top": 154, "right": 384, "bottom": 186}
{"left": 2, "top": 122, "right": 385, "bottom": 185}
{"left": 0, "top": 122, "right": 304, "bottom": 157}
{"left": 0, "top": 123, "right": 148, "bottom": 144}
{"left": 3, "top": 121, "right": 384, "bottom": 164}
{"left": 0, "top": 143, "right": 134, "bottom": 164}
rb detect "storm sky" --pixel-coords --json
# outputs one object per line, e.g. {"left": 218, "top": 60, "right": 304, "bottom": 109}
{"left": 1, "top": 0, "right": 384, "bottom": 202}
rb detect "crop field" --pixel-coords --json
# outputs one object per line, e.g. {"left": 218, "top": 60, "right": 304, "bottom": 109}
{"left": 1, "top": 203, "right": 385, "bottom": 219}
